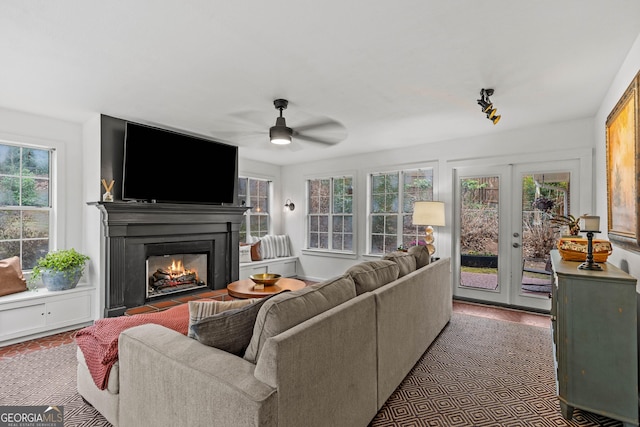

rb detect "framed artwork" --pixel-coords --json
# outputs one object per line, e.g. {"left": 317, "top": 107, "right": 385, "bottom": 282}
{"left": 606, "top": 70, "right": 640, "bottom": 250}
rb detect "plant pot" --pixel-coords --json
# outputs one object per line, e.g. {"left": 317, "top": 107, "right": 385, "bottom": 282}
{"left": 41, "top": 267, "right": 83, "bottom": 291}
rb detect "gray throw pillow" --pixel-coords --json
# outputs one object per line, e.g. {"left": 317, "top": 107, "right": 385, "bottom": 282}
{"left": 190, "top": 295, "right": 277, "bottom": 356}
{"left": 188, "top": 298, "right": 259, "bottom": 338}
{"left": 346, "top": 260, "right": 400, "bottom": 295}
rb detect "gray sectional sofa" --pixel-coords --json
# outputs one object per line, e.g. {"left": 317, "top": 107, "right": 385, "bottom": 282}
{"left": 77, "top": 249, "right": 452, "bottom": 427}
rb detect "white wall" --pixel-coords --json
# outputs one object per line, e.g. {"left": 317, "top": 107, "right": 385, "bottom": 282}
{"left": 280, "top": 117, "right": 595, "bottom": 281}
{"left": 595, "top": 32, "right": 640, "bottom": 278}
{"left": 0, "top": 107, "right": 85, "bottom": 276}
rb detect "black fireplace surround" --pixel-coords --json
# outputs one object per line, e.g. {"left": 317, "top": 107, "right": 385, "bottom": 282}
{"left": 92, "top": 202, "right": 247, "bottom": 317}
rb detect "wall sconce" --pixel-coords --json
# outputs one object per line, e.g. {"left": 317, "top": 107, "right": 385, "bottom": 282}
{"left": 412, "top": 201, "right": 446, "bottom": 255}
{"left": 477, "top": 88, "right": 501, "bottom": 125}
{"left": 578, "top": 215, "right": 603, "bottom": 271}
{"left": 284, "top": 199, "right": 295, "bottom": 211}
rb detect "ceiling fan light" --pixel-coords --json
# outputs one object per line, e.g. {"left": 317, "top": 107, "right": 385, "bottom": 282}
{"left": 270, "top": 115, "right": 292, "bottom": 145}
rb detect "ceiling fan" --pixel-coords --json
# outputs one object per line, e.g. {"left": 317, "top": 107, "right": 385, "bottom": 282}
{"left": 210, "top": 99, "right": 347, "bottom": 150}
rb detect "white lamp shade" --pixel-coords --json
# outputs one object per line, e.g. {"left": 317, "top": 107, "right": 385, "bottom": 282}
{"left": 412, "top": 201, "right": 446, "bottom": 226}
{"left": 580, "top": 215, "right": 600, "bottom": 232}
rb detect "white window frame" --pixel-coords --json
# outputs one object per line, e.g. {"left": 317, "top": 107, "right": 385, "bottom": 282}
{"left": 0, "top": 140, "right": 54, "bottom": 270}
{"left": 367, "top": 166, "right": 435, "bottom": 255}
{"left": 305, "top": 174, "right": 355, "bottom": 255}
{"left": 237, "top": 176, "right": 271, "bottom": 242}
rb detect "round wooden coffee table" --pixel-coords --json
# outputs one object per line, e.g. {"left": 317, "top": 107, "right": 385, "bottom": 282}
{"left": 227, "top": 277, "right": 306, "bottom": 299}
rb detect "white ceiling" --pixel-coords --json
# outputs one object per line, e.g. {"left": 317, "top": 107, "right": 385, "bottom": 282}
{"left": 2, "top": 1, "right": 640, "bottom": 165}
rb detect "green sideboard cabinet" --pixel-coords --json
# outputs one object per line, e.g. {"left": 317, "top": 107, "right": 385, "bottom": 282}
{"left": 550, "top": 250, "right": 638, "bottom": 426}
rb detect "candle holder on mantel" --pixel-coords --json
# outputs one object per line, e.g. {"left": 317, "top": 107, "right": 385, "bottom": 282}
{"left": 578, "top": 215, "right": 603, "bottom": 271}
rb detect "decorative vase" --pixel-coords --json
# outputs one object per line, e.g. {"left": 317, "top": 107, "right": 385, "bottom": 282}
{"left": 41, "top": 267, "right": 83, "bottom": 291}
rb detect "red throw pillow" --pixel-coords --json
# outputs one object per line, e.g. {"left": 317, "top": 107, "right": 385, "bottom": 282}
{"left": 0, "top": 256, "right": 28, "bottom": 297}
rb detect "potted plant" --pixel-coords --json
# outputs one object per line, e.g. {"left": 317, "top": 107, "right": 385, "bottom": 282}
{"left": 550, "top": 214, "right": 581, "bottom": 236}
{"left": 30, "top": 248, "right": 90, "bottom": 291}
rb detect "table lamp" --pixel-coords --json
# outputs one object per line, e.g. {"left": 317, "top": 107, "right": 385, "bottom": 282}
{"left": 412, "top": 201, "right": 446, "bottom": 255}
{"left": 578, "top": 215, "right": 603, "bottom": 271}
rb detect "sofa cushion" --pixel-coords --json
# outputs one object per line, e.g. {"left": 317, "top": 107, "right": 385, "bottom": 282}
{"left": 187, "top": 298, "right": 260, "bottom": 338}
{"left": 346, "top": 260, "right": 400, "bottom": 295}
{"left": 190, "top": 296, "right": 272, "bottom": 356}
{"left": 244, "top": 274, "right": 356, "bottom": 363}
{"left": 0, "top": 256, "right": 27, "bottom": 297}
{"left": 408, "top": 245, "right": 431, "bottom": 269}
{"left": 383, "top": 251, "right": 417, "bottom": 277}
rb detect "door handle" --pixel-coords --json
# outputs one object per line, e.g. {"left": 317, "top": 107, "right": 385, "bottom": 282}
{"left": 512, "top": 242, "right": 520, "bottom": 248}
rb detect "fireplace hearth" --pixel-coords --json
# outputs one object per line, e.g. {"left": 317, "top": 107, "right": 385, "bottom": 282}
{"left": 92, "top": 202, "right": 247, "bottom": 317}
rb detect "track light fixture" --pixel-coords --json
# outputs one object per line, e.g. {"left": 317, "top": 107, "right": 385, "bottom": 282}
{"left": 477, "top": 89, "right": 501, "bottom": 125}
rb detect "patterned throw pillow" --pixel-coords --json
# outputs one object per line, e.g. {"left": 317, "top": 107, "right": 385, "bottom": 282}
{"left": 259, "top": 235, "right": 291, "bottom": 259}
{"left": 239, "top": 245, "right": 252, "bottom": 263}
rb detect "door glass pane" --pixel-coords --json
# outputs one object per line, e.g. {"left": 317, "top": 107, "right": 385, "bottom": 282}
{"left": 521, "top": 173, "right": 568, "bottom": 295}
{"left": 460, "top": 176, "right": 499, "bottom": 290}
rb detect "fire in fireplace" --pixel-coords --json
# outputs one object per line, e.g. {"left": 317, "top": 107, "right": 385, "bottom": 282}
{"left": 147, "top": 253, "right": 208, "bottom": 298}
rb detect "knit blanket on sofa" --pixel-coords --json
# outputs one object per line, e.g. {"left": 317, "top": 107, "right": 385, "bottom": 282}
{"left": 75, "top": 303, "right": 190, "bottom": 390}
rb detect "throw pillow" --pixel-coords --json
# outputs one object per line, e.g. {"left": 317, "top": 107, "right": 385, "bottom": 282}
{"left": 408, "top": 245, "right": 431, "bottom": 269}
{"left": 346, "top": 260, "right": 400, "bottom": 295}
{"left": 0, "top": 256, "right": 28, "bottom": 297}
{"left": 383, "top": 251, "right": 417, "bottom": 277}
{"left": 189, "top": 296, "right": 273, "bottom": 356}
{"left": 187, "top": 298, "right": 259, "bottom": 338}
{"left": 239, "top": 245, "right": 252, "bottom": 263}
{"left": 259, "top": 235, "right": 275, "bottom": 259}
{"left": 243, "top": 275, "right": 356, "bottom": 363}
{"left": 250, "top": 241, "right": 261, "bottom": 261}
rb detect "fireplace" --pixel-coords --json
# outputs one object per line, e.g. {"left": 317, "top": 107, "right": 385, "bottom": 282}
{"left": 146, "top": 242, "right": 211, "bottom": 299}
{"left": 92, "top": 202, "right": 247, "bottom": 317}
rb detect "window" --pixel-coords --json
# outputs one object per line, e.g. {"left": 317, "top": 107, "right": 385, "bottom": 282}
{"left": 0, "top": 143, "right": 52, "bottom": 269}
{"left": 238, "top": 177, "right": 270, "bottom": 242}
{"left": 307, "top": 176, "right": 353, "bottom": 252}
{"left": 369, "top": 169, "right": 433, "bottom": 254}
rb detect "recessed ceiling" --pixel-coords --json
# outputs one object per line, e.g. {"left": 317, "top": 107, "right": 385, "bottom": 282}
{"left": 1, "top": 1, "right": 639, "bottom": 165}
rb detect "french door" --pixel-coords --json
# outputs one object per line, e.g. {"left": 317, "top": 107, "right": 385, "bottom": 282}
{"left": 453, "top": 159, "right": 580, "bottom": 311}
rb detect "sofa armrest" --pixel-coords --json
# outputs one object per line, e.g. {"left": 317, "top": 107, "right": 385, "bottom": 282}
{"left": 118, "top": 324, "right": 277, "bottom": 427}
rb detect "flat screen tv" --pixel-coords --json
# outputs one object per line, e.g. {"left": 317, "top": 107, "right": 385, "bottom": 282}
{"left": 122, "top": 122, "right": 237, "bottom": 204}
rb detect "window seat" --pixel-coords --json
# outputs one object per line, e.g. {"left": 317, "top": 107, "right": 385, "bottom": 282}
{"left": 239, "top": 256, "right": 298, "bottom": 280}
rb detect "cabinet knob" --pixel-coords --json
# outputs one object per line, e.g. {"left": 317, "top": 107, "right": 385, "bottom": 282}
{"left": 512, "top": 242, "right": 521, "bottom": 248}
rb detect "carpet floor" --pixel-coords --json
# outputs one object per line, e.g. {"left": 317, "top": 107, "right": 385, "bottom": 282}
{"left": 0, "top": 312, "right": 624, "bottom": 426}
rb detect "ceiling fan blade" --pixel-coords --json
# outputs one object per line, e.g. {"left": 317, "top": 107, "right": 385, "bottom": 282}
{"left": 293, "top": 132, "right": 344, "bottom": 146}
{"left": 294, "top": 118, "right": 345, "bottom": 133}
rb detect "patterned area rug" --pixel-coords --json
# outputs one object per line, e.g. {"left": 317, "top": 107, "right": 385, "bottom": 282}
{"left": 0, "top": 313, "right": 623, "bottom": 426}
{"left": 371, "top": 313, "right": 622, "bottom": 427}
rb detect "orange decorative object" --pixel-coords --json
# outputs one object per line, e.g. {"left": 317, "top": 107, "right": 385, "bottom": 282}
{"left": 557, "top": 237, "right": 612, "bottom": 262}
